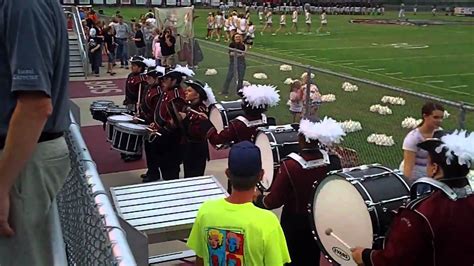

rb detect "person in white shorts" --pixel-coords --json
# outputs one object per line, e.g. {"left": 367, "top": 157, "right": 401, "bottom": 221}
{"left": 290, "top": 9, "right": 298, "bottom": 34}
{"left": 238, "top": 13, "right": 247, "bottom": 35}
{"left": 413, "top": 4, "right": 418, "bottom": 15}
{"left": 261, "top": 11, "right": 273, "bottom": 35}
{"left": 245, "top": 21, "right": 255, "bottom": 49}
{"left": 206, "top": 12, "right": 215, "bottom": 40}
{"left": 399, "top": 3, "right": 406, "bottom": 19}
{"left": 274, "top": 12, "right": 287, "bottom": 35}
{"left": 224, "top": 16, "right": 231, "bottom": 42}
{"left": 432, "top": 5, "right": 437, "bottom": 16}
{"left": 317, "top": 10, "right": 328, "bottom": 34}
{"left": 214, "top": 12, "right": 224, "bottom": 42}
{"left": 305, "top": 9, "right": 312, "bottom": 33}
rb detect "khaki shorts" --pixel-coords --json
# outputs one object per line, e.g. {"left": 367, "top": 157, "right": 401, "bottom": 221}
{"left": 161, "top": 54, "right": 176, "bottom": 67}
{"left": 0, "top": 137, "right": 70, "bottom": 266}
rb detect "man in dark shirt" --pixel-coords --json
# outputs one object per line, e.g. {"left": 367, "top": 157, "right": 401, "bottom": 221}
{"left": 133, "top": 24, "right": 146, "bottom": 56}
{"left": 0, "top": 0, "right": 71, "bottom": 265}
{"left": 160, "top": 28, "right": 176, "bottom": 67}
{"left": 104, "top": 26, "right": 117, "bottom": 75}
{"left": 221, "top": 34, "right": 246, "bottom": 97}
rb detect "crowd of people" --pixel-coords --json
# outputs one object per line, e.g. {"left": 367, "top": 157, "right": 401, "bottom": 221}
{"left": 79, "top": 8, "right": 188, "bottom": 77}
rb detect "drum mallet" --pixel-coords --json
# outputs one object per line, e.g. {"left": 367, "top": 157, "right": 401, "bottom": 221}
{"left": 325, "top": 228, "right": 352, "bottom": 250}
{"left": 122, "top": 113, "right": 145, "bottom": 123}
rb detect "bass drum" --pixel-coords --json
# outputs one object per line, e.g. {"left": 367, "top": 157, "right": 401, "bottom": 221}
{"left": 309, "top": 164, "right": 410, "bottom": 266}
{"left": 255, "top": 124, "right": 299, "bottom": 191}
{"left": 208, "top": 100, "right": 244, "bottom": 132}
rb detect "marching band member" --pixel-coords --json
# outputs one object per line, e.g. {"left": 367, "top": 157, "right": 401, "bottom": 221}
{"left": 143, "top": 65, "right": 194, "bottom": 182}
{"left": 254, "top": 117, "right": 345, "bottom": 266}
{"left": 352, "top": 130, "right": 474, "bottom": 266}
{"left": 139, "top": 64, "right": 166, "bottom": 182}
{"left": 121, "top": 56, "right": 149, "bottom": 162}
{"left": 204, "top": 84, "right": 280, "bottom": 149}
{"left": 201, "top": 84, "right": 280, "bottom": 193}
{"left": 178, "top": 80, "right": 216, "bottom": 178}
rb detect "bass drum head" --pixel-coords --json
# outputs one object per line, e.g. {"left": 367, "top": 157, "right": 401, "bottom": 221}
{"left": 209, "top": 105, "right": 225, "bottom": 132}
{"left": 312, "top": 175, "right": 373, "bottom": 266}
{"left": 255, "top": 132, "right": 274, "bottom": 190}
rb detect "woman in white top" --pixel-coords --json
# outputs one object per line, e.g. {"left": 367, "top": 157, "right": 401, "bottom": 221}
{"left": 402, "top": 102, "right": 445, "bottom": 189}
{"left": 206, "top": 12, "right": 215, "bottom": 40}
{"left": 224, "top": 16, "right": 231, "bottom": 42}
{"left": 214, "top": 12, "right": 224, "bottom": 41}
{"left": 291, "top": 10, "right": 298, "bottom": 34}
{"left": 260, "top": 11, "right": 273, "bottom": 35}
{"left": 316, "top": 10, "right": 328, "bottom": 34}
{"left": 245, "top": 22, "right": 255, "bottom": 49}
{"left": 238, "top": 14, "right": 247, "bottom": 35}
{"left": 274, "top": 12, "right": 287, "bottom": 35}
{"left": 305, "top": 10, "right": 312, "bottom": 33}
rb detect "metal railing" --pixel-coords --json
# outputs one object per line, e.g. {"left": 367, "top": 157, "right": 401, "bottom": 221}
{"left": 56, "top": 113, "right": 136, "bottom": 266}
{"left": 64, "top": 5, "right": 89, "bottom": 78}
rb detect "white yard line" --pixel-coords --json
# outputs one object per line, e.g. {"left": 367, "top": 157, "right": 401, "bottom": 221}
{"left": 385, "top": 72, "right": 403, "bottom": 75}
{"left": 340, "top": 62, "right": 355, "bottom": 66}
{"left": 406, "top": 73, "right": 474, "bottom": 79}
{"left": 248, "top": 47, "right": 473, "bottom": 96}
{"left": 314, "top": 54, "right": 474, "bottom": 64}
{"left": 426, "top": 80, "right": 445, "bottom": 83}
{"left": 368, "top": 68, "right": 386, "bottom": 71}
{"left": 449, "top": 85, "right": 468, "bottom": 89}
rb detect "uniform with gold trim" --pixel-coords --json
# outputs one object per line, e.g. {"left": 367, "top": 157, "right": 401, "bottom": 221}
{"left": 254, "top": 117, "right": 345, "bottom": 266}
{"left": 179, "top": 79, "right": 216, "bottom": 178}
{"left": 352, "top": 130, "right": 474, "bottom": 266}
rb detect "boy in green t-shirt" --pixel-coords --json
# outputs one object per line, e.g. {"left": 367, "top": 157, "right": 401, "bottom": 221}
{"left": 187, "top": 141, "right": 291, "bottom": 266}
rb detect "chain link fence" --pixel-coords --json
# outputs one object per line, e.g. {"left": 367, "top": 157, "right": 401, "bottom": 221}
{"left": 57, "top": 113, "right": 136, "bottom": 266}
{"left": 194, "top": 39, "right": 474, "bottom": 169}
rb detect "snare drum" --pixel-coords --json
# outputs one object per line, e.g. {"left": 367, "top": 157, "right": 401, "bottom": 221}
{"left": 111, "top": 122, "right": 148, "bottom": 155}
{"left": 309, "top": 164, "right": 410, "bottom": 265}
{"left": 209, "top": 100, "right": 245, "bottom": 132}
{"left": 106, "top": 115, "right": 134, "bottom": 142}
{"left": 105, "top": 106, "right": 131, "bottom": 117}
{"left": 255, "top": 124, "right": 300, "bottom": 191}
{"left": 90, "top": 101, "right": 115, "bottom": 123}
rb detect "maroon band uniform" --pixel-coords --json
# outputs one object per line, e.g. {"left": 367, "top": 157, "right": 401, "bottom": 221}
{"left": 124, "top": 73, "right": 147, "bottom": 112}
{"left": 205, "top": 113, "right": 267, "bottom": 147}
{"left": 182, "top": 103, "right": 209, "bottom": 178}
{"left": 361, "top": 181, "right": 474, "bottom": 266}
{"left": 256, "top": 150, "right": 340, "bottom": 266}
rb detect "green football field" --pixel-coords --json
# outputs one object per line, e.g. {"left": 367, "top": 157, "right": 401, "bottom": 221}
{"left": 100, "top": 7, "right": 474, "bottom": 103}
{"left": 98, "top": 7, "right": 474, "bottom": 167}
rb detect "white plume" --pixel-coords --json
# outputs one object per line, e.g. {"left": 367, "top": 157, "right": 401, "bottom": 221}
{"left": 241, "top": 84, "right": 280, "bottom": 108}
{"left": 299, "top": 117, "right": 346, "bottom": 145}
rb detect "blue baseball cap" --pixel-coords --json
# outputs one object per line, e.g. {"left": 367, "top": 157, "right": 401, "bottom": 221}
{"left": 228, "top": 141, "right": 262, "bottom": 177}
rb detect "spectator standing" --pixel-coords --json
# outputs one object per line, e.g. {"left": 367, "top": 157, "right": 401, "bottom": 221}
{"left": 288, "top": 80, "right": 303, "bottom": 122}
{"left": 88, "top": 28, "right": 102, "bottom": 77}
{"left": 187, "top": 141, "right": 291, "bottom": 266}
{"left": 0, "top": 0, "right": 71, "bottom": 265}
{"left": 221, "top": 34, "right": 246, "bottom": 97}
{"left": 104, "top": 26, "right": 117, "bottom": 75}
{"left": 402, "top": 102, "right": 444, "bottom": 193}
{"left": 159, "top": 28, "right": 176, "bottom": 67}
{"left": 133, "top": 24, "right": 146, "bottom": 56}
{"left": 152, "top": 28, "right": 162, "bottom": 66}
{"left": 114, "top": 15, "right": 131, "bottom": 69}
{"left": 143, "top": 22, "right": 154, "bottom": 57}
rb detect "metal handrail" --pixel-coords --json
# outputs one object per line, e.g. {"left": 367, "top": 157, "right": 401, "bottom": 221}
{"left": 64, "top": 6, "right": 89, "bottom": 78}
{"left": 68, "top": 112, "right": 137, "bottom": 266}
{"left": 200, "top": 39, "right": 474, "bottom": 111}
{"left": 72, "top": 6, "right": 89, "bottom": 79}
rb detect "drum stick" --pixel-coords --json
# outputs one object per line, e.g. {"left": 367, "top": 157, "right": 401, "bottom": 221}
{"left": 325, "top": 228, "right": 352, "bottom": 250}
{"left": 146, "top": 127, "right": 162, "bottom": 136}
{"left": 185, "top": 107, "right": 207, "bottom": 118}
{"left": 121, "top": 113, "right": 146, "bottom": 123}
